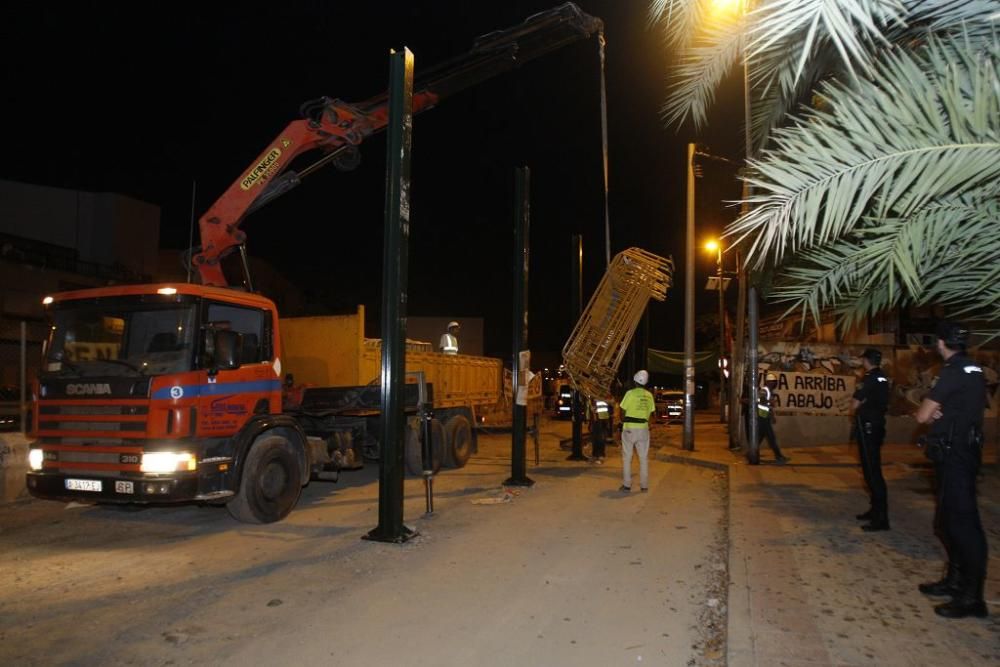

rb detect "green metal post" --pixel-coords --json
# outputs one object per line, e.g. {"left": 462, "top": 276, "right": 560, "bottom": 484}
{"left": 366, "top": 47, "right": 416, "bottom": 543}
{"left": 506, "top": 167, "right": 534, "bottom": 487}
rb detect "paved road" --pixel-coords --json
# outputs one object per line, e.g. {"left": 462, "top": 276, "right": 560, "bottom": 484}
{"left": 6, "top": 413, "right": 995, "bottom": 666}
{"left": 0, "top": 419, "right": 726, "bottom": 666}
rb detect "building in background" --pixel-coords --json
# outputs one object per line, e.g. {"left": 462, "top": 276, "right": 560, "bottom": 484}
{"left": 756, "top": 303, "right": 968, "bottom": 348}
{"left": 0, "top": 179, "right": 159, "bottom": 388}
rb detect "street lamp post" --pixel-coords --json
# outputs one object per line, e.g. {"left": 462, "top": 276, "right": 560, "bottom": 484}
{"left": 688, "top": 146, "right": 736, "bottom": 448}
{"left": 683, "top": 143, "right": 696, "bottom": 451}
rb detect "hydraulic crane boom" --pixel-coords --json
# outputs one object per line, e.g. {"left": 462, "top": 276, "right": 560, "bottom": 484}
{"left": 192, "top": 3, "right": 604, "bottom": 287}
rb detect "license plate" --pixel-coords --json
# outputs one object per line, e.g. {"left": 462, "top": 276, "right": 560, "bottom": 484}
{"left": 115, "top": 481, "right": 134, "bottom": 494}
{"left": 65, "top": 479, "right": 102, "bottom": 492}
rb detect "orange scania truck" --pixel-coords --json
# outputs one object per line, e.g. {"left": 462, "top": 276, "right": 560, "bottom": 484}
{"left": 25, "top": 4, "right": 594, "bottom": 522}
{"left": 25, "top": 285, "right": 509, "bottom": 523}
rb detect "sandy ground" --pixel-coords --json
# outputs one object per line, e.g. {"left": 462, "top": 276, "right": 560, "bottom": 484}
{"left": 0, "top": 417, "right": 727, "bottom": 666}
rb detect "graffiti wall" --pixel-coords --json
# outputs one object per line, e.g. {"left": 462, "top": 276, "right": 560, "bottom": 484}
{"left": 890, "top": 346, "right": 1000, "bottom": 417}
{"left": 757, "top": 342, "right": 1000, "bottom": 418}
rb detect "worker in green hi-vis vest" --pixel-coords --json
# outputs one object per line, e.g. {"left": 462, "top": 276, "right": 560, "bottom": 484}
{"left": 618, "top": 370, "right": 655, "bottom": 493}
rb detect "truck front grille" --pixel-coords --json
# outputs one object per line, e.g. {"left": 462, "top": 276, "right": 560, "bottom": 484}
{"left": 36, "top": 401, "right": 149, "bottom": 438}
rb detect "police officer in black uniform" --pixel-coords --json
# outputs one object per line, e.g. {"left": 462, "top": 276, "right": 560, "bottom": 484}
{"left": 853, "top": 348, "right": 890, "bottom": 531}
{"left": 915, "top": 321, "right": 988, "bottom": 619}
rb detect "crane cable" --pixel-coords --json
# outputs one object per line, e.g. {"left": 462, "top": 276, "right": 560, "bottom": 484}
{"left": 598, "top": 31, "right": 611, "bottom": 269}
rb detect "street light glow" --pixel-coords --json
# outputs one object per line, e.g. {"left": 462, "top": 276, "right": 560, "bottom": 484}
{"left": 710, "top": 0, "right": 743, "bottom": 18}
{"left": 704, "top": 239, "right": 719, "bottom": 253}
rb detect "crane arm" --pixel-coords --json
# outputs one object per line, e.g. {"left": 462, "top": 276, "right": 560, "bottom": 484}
{"left": 193, "top": 2, "right": 604, "bottom": 287}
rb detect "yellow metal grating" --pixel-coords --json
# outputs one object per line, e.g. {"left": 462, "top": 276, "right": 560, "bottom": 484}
{"left": 561, "top": 247, "right": 673, "bottom": 398}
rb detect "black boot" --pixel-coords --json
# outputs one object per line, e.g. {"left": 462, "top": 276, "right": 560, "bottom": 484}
{"left": 855, "top": 509, "right": 873, "bottom": 521}
{"left": 861, "top": 518, "right": 890, "bottom": 532}
{"left": 934, "top": 579, "right": 988, "bottom": 619}
{"left": 861, "top": 509, "right": 889, "bottom": 532}
{"left": 919, "top": 564, "right": 962, "bottom": 597}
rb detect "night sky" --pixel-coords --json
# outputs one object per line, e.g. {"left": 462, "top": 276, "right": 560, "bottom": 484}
{"left": 3, "top": 1, "right": 745, "bottom": 370}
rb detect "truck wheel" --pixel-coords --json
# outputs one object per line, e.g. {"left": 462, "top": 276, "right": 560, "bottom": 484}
{"left": 227, "top": 436, "right": 302, "bottom": 524}
{"left": 444, "top": 415, "right": 472, "bottom": 468}
{"left": 404, "top": 419, "right": 444, "bottom": 476}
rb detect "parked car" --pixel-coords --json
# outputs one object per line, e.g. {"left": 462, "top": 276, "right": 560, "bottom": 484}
{"left": 554, "top": 385, "right": 574, "bottom": 419}
{"left": 654, "top": 388, "right": 685, "bottom": 424}
{"left": 0, "top": 386, "right": 22, "bottom": 431}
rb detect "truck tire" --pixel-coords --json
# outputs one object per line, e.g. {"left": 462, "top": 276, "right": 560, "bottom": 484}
{"left": 227, "top": 435, "right": 303, "bottom": 523}
{"left": 404, "top": 419, "right": 444, "bottom": 476}
{"left": 444, "top": 415, "right": 472, "bottom": 468}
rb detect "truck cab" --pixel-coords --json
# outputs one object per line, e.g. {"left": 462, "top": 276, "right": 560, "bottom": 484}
{"left": 25, "top": 284, "right": 306, "bottom": 522}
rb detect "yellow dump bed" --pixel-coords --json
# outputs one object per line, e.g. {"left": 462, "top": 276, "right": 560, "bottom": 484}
{"left": 280, "top": 306, "right": 502, "bottom": 410}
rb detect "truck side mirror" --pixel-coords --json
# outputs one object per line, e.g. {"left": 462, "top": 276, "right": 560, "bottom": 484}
{"left": 209, "top": 330, "right": 242, "bottom": 375}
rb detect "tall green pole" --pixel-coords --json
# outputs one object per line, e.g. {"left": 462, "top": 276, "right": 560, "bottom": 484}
{"left": 506, "top": 167, "right": 535, "bottom": 487}
{"left": 366, "top": 47, "right": 416, "bottom": 543}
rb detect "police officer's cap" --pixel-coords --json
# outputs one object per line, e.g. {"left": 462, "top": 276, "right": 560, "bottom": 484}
{"left": 935, "top": 320, "right": 969, "bottom": 348}
{"left": 861, "top": 348, "right": 882, "bottom": 366}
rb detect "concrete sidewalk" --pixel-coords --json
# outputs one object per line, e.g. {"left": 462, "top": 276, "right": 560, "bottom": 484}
{"left": 662, "top": 417, "right": 999, "bottom": 666}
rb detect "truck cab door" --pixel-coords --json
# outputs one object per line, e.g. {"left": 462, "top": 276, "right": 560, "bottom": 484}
{"left": 198, "top": 303, "right": 279, "bottom": 437}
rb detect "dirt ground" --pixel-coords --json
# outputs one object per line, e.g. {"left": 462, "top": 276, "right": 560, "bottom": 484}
{"left": 0, "top": 417, "right": 727, "bottom": 666}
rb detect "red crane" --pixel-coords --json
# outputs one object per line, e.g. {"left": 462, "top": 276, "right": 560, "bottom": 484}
{"left": 190, "top": 3, "right": 604, "bottom": 287}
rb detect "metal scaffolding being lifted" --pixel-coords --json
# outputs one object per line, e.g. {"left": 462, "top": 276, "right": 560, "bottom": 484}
{"left": 561, "top": 247, "right": 673, "bottom": 399}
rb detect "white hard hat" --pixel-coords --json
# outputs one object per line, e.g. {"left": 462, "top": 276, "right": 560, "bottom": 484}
{"left": 633, "top": 370, "right": 649, "bottom": 386}
{"left": 447, "top": 321, "right": 460, "bottom": 329}
{"left": 765, "top": 372, "right": 778, "bottom": 382}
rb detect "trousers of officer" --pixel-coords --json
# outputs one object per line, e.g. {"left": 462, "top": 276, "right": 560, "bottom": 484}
{"left": 856, "top": 417, "right": 888, "bottom": 519}
{"left": 934, "top": 432, "right": 988, "bottom": 594}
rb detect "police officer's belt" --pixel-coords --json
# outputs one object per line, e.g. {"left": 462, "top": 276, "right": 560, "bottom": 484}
{"left": 623, "top": 416, "right": 647, "bottom": 424}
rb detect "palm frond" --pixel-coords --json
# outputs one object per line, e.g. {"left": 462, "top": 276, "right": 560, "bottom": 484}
{"left": 661, "top": 19, "right": 746, "bottom": 128}
{"left": 905, "top": 0, "right": 1000, "bottom": 34}
{"left": 726, "top": 34, "right": 1000, "bottom": 265}
{"left": 748, "top": 37, "right": 844, "bottom": 150}
{"left": 653, "top": 0, "right": 999, "bottom": 137}
{"left": 747, "top": 0, "right": 907, "bottom": 82}
{"left": 648, "top": 0, "right": 709, "bottom": 48}
{"left": 652, "top": 0, "right": 1000, "bottom": 332}
{"left": 770, "top": 197, "right": 1000, "bottom": 330}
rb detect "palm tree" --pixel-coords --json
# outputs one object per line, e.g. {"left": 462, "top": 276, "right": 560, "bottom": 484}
{"left": 651, "top": 0, "right": 1000, "bottom": 333}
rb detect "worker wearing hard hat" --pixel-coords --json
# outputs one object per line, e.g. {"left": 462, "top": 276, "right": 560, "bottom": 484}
{"left": 439, "top": 321, "right": 460, "bottom": 355}
{"left": 756, "top": 372, "right": 790, "bottom": 463}
{"left": 618, "top": 370, "right": 655, "bottom": 492}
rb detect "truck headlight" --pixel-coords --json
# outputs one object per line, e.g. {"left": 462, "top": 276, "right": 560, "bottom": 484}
{"left": 141, "top": 451, "right": 197, "bottom": 473}
{"left": 29, "top": 448, "right": 44, "bottom": 471}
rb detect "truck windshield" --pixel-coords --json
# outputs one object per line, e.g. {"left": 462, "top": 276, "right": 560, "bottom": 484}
{"left": 44, "top": 300, "right": 198, "bottom": 377}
